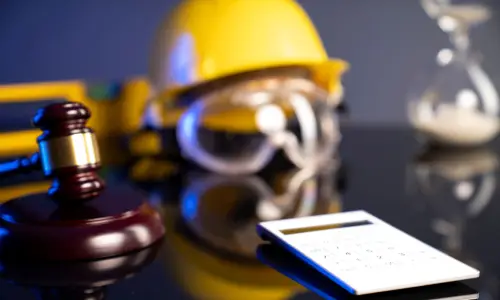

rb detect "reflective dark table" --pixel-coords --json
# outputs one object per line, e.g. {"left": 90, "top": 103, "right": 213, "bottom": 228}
{"left": 0, "top": 125, "right": 498, "bottom": 299}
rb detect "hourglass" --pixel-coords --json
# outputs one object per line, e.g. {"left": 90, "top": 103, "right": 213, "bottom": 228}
{"left": 408, "top": 0, "right": 500, "bottom": 147}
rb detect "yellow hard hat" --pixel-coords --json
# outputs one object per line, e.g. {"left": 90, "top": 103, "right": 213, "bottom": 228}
{"left": 149, "top": 0, "right": 348, "bottom": 99}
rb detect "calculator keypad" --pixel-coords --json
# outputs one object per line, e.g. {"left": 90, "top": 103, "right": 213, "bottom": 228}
{"left": 291, "top": 225, "right": 444, "bottom": 275}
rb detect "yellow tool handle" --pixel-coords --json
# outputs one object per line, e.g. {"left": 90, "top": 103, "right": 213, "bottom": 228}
{"left": 0, "top": 182, "right": 51, "bottom": 204}
{"left": 0, "top": 81, "right": 90, "bottom": 157}
{"left": 0, "top": 80, "right": 86, "bottom": 103}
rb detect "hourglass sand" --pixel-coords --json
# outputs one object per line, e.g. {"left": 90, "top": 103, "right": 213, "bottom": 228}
{"left": 409, "top": 0, "right": 500, "bottom": 147}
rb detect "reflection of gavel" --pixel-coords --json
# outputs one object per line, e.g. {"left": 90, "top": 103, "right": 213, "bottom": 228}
{"left": 0, "top": 241, "right": 162, "bottom": 300}
{"left": 0, "top": 102, "right": 104, "bottom": 204}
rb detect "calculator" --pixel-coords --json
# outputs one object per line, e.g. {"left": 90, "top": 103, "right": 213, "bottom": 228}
{"left": 257, "top": 210, "right": 480, "bottom": 295}
{"left": 257, "top": 244, "right": 479, "bottom": 300}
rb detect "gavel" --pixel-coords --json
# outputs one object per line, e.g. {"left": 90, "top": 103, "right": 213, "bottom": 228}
{"left": 0, "top": 101, "right": 105, "bottom": 204}
{"left": 0, "top": 101, "right": 166, "bottom": 261}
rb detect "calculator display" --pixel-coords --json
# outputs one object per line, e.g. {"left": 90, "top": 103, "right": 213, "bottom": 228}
{"left": 280, "top": 220, "right": 373, "bottom": 235}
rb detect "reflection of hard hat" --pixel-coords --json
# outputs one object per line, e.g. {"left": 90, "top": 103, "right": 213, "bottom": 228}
{"left": 179, "top": 168, "right": 342, "bottom": 257}
{"left": 161, "top": 203, "right": 303, "bottom": 300}
{"left": 149, "top": 0, "right": 348, "bottom": 99}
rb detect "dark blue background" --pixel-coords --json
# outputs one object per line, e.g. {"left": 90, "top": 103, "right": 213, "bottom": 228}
{"left": 1, "top": 0, "right": 499, "bottom": 123}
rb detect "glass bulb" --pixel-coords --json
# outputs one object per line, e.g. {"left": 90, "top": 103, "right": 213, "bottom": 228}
{"left": 408, "top": 49, "right": 500, "bottom": 146}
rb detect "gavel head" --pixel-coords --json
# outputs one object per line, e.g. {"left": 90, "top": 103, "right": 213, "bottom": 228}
{"left": 32, "top": 102, "right": 105, "bottom": 205}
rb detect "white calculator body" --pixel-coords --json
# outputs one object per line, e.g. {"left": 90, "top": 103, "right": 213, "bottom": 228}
{"left": 257, "top": 210, "right": 480, "bottom": 295}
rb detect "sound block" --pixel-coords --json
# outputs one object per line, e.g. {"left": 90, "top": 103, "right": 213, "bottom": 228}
{"left": 0, "top": 184, "right": 165, "bottom": 261}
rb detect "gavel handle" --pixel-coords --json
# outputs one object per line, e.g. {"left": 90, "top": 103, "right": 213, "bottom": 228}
{"left": 0, "top": 152, "right": 41, "bottom": 177}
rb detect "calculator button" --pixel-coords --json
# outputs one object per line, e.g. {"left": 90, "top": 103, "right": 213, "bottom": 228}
{"left": 308, "top": 248, "right": 322, "bottom": 254}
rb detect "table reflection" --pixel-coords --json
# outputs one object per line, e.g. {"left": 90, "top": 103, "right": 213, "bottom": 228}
{"left": 0, "top": 242, "right": 161, "bottom": 300}
{"left": 407, "top": 146, "right": 499, "bottom": 299}
{"left": 178, "top": 166, "right": 342, "bottom": 259}
{"left": 128, "top": 156, "right": 346, "bottom": 299}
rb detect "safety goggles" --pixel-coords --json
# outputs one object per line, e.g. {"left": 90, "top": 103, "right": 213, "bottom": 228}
{"left": 176, "top": 77, "right": 341, "bottom": 175}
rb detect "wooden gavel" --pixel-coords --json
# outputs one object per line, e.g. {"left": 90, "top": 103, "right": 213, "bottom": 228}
{"left": 0, "top": 102, "right": 105, "bottom": 204}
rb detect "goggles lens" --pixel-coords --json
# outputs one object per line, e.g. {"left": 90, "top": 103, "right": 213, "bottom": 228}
{"left": 177, "top": 78, "right": 341, "bottom": 174}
